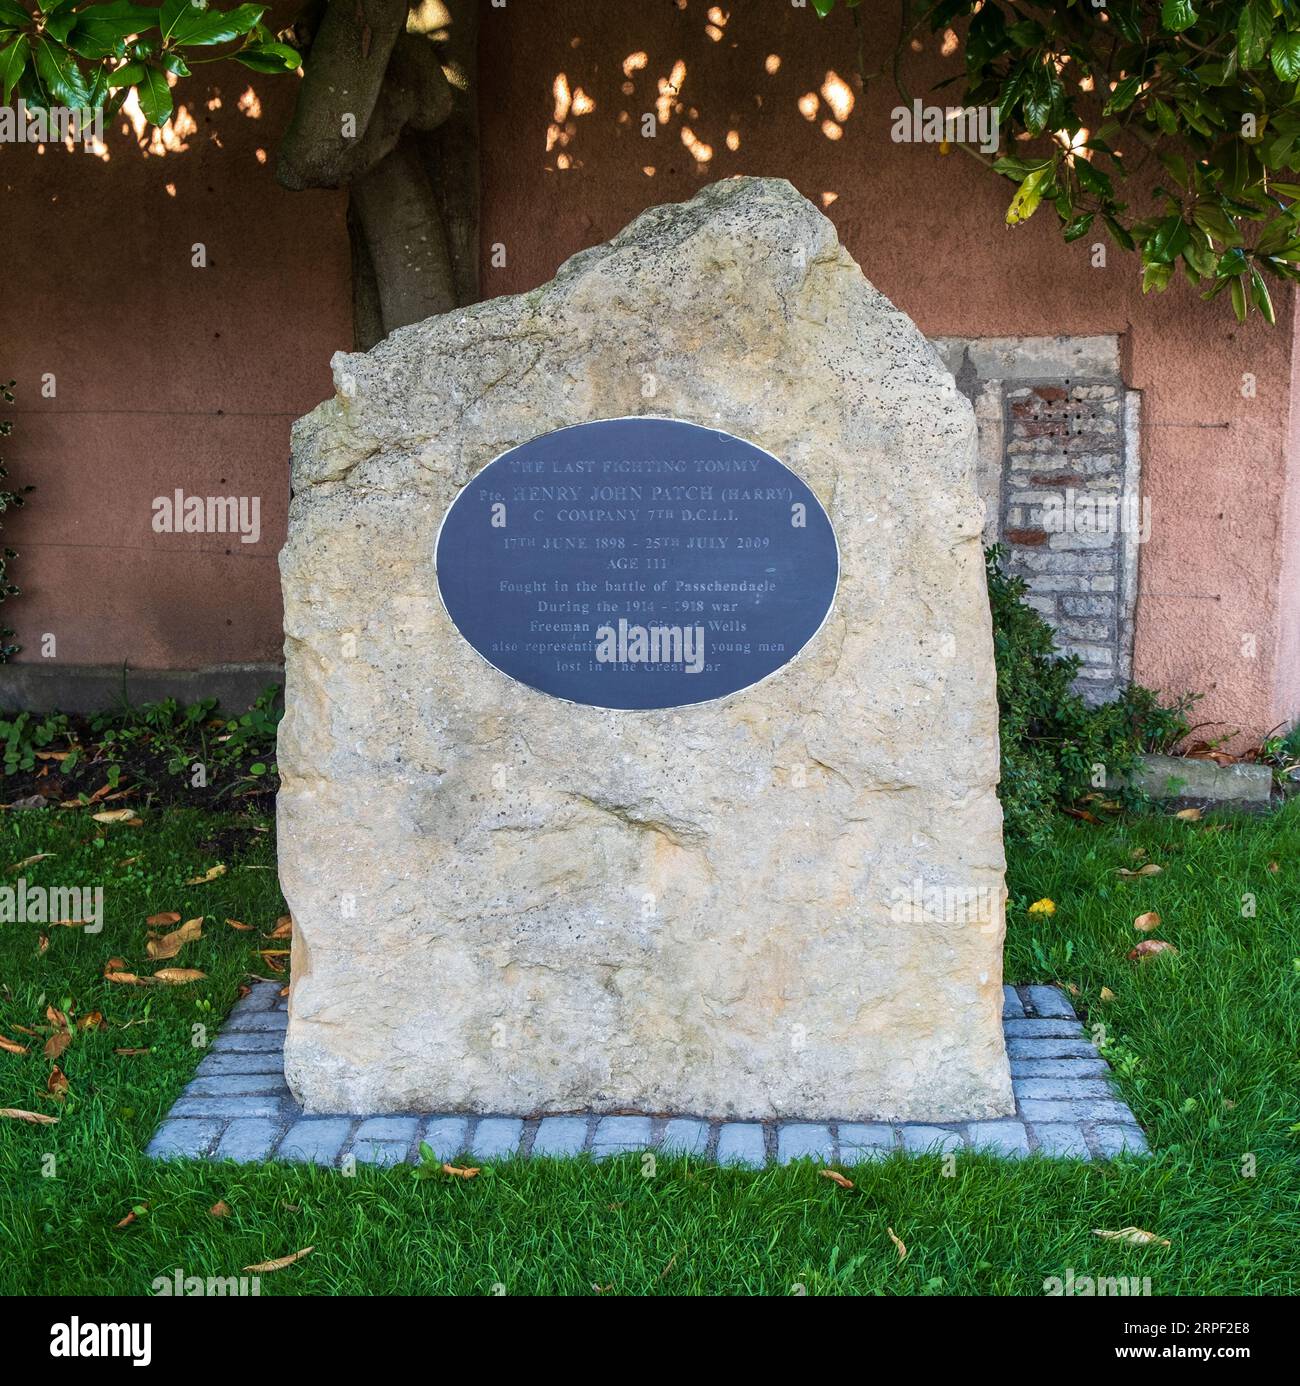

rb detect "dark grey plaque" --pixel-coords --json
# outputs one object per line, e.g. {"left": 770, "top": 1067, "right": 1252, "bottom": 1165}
{"left": 435, "top": 417, "right": 838, "bottom": 709}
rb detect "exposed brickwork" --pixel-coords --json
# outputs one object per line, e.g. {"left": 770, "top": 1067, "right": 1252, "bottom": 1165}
{"left": 935, "top": 336, "right": 1140, "bottom": 706}
{"left": 1003, "top": 380, "right": 1128, "bottom": 700}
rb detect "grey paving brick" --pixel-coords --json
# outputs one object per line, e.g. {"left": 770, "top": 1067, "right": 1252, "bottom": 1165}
{"left": 967, "top": 1120, "right": 1031, "bottom": 1157}
{"left": 1013, "top": 1077, "right": 1115, "bottom": 1102}
{"left": 170, "top": 1097, "right": 284, "bottom": 1120}
{"left": 591, "top": 1115, "right": 652, "bottom": 1157}
{"left": 211, "top": 1031, "right": 286, "bottom": 1054}
{"left": 147, "top": 1118, "right": 222, "bottom": 1159}
{"left": 1032, "top": 1122, "right": 1091, "bottom": 1158}
{"left": 659, "top": 1118, "right": 709, "bottom": 1155}
{"left": 531, "top": 1116, "right": 589, "bottom": 1156}
{"left": 1019, "top": 1097, "right": 1136, "bottom": 1124}
{"left": 354, "top": 1117, "right": 417, "bottom": 1144}
{"left": 1003, "top": 1018, "right": 1084, "bottom": 1038}
{"left": 1006, "top": 1037, "right": 1098, "bottom": 1060}
{"left": 471, "top": 1117, "right": 523, "bottom": 1160}
{"left": 352, "top": 1140, "right": 409, "bottom": 1167}
{"left": 277, "top": 1118, "right": 352, "bottom": 1165}
{"left": 214, "top": 1118, "right": 281, "bottom": 1163}
{"left": 184, "top": 1074, "right": 292, "bottom": 1097}
{"left": 1010, "top": 1057, "right": 1110, "bottom": 1079}
{"left": 899, "top": 1124, "right": 965, "bottom": 1155}
{"left": 716, "top": 1123, "right": 765, "bottom": 1167}
{"left": 231, "top": 983, "right": 280, "bottom": 1014}
{"left": 419, "top": 1116, "right": 469, "bottom": 1161}
{"left": 837, "top": 1122, "right": 895, "bottom": 1160}
{"left": 196, "top": 1052, "right": 287, "bottom": 1077}
{"left": 1025, "top": 985, "right": 1078, "bottom": 1019}
{"left": 777, "top": 1123, "right": 833, "bottom": 1165}
{"left": 1002, "top": 985, "right": 1025, "bottom": 1018}
{"left": 223, "top": 1010, "right": 288, "bottom": 1033}
{"left": 1093, "top": 1124, "right": 1150, "bottom": 1157}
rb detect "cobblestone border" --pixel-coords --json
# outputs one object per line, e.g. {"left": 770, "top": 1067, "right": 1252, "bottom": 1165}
{"left": 146, "top": 984, "right": 1149, "bottom": 1167}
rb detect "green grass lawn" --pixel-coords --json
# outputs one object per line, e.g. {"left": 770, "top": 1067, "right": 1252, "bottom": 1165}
{"left": 0, "top": 798, "right": 1297, "bottom": 1295}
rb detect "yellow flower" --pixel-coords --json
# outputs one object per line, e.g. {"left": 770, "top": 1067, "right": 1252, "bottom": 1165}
{"left": 1027, "top": 898, "right": 1056, "bottom": 916}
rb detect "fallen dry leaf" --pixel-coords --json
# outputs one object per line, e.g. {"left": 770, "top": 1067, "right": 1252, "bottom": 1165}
{"left": 0, "top": 1034, "right": 29, "bottom": 1055}
{"left": 267, "top": 916, "right": 293, "bottom": 939}
{"left": 46, "top": 1005, "right": 67, "bottom": 1030}
{"left": 819, "top": 1169, "right": 854, "bottom": 1190}
{"left": 1093, "top": 1226, "right": 1171, "bottom": 1248}
{"left": 1116, "top": 863, "right": 1163, "bottom": 878}
{"left": 91, "top": 808, "right": 136, "bottom": 824}
{"left": 1128, "top": 939, "right": 1178, "bottom": 961}
{"left": 209, "top": 1201, "right": 231, "bottom": 1219}
{"left": 146, "top": 916, "right": 203, "bottom": 960}
{"left": 8, "top": 853, "right": 54, "bottom": 871}
{"left": 0, "top": 1107, "right": 58, "bottom": 1124}
{"left": 1099, "top": 986, "right": 1116, "bottom": 1003}
{"left": 442, "top": 1163, "right": 480, "bottom": 1179}
{"left": 104, "top": 971, "right": 147, "bottom": 986}
{"left": 887, "top": 1227, "right": 908, "bottom": 1261}
{"left": 36, "top": 934, "right": 48, "bottom": 954}
{"left": 1267, "top": 860, "right": 1280, "bottom": 873}
{"left": 1133, "top": 911, "right": 1161, "bottom": 933}
{"left": 225, "top": 918, "right": 253, "bottom": 931}
{"left": 244, "top": 1246, "right": 314, "bottom": 1273}
{"left": 43, "top": 1030, "right": 71, "bottom": 1061}
{"left": 146, "top": 911, "right": 181, "bottom": 928}
{"left": 150, "top": 967, "right": 207, "bottom": 985}
{"left": 184, "top": 864, "right": 227, "bottom": 886}
{"left": 77, "top": 1011, "right": 104, "bottom": 1031}
{"left": 1174, "top": 807, "right": 1202, "bottom": 821}
{"left": 114, "top": 1047, "right": 151, "bottom": 1056}
{"left": 115, "top": 1210, "right": 139, "bottom": 1229}
{"left": 47, "top": 1066, "right": 69, "bottom": 1099}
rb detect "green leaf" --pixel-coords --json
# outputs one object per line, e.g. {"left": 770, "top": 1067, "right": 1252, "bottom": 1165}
{"left": 1271, "top": 33, "right": 1300, "bottom": 82}
{"left": 1074, "top": 157, "right": 1114, "bottom": 200}
{"left": 136, "top": 63, "right": 172, "bottom": 125}
{"left": 31, "top": 34, "right": 91, "bottom": 106}
{"left": 1250, "top": 267, "right": 1275, "bottom": 324}
{"left": 1145, "top": 214, "right": 1191, "bottom": 263}
{"left": 1161, "top": 0, "right": 1197, "bottom": 34}
{"left": 0, "top": 32, "right": 27, "bottom": 105}
{"left": 1142, "top": 261, "right": 1174, "bottom": 294}
{"left": 1104, "top": 75, "right": 1142, "bottom": 115}
{"left": 106, "top": 59, "right": 144, "bottom": 88}
{"left": 1192, "top": 204, "right": 1242, "bottom": 245}
{"left": 1062, "top": 212, "right": 1095, "bottom": 242}
{"left": 1229, "top": 274, "right": 1247, "bottom": 321}
{"left": 1238, "top": 0, "right": 1273, "bottom": 70}
{"left": 812, "top": 0, "right": 835, "bottom": 15}
{"left": 1103, "top": 214, "right": 1136, "bottom": 251}
{"left": 0, "top": 0, "right": 29, "bottom": 27}
{"left": 234, "top": 39, "right": 297, "bottom": 71}
{"left": 1150, "top": 97, "right": 1179, "bottom": 135}
{"left": 67, "top": 4, "right": 157, "bottom": 62}
{"left": 1007, "top": 165, "right": 1051, "bottom": 226}
{"left": 992, "top": 155, "right": 1052, "bottom": 180}
{"left": 170, "top": 3, "right": 265, "bottom": 46}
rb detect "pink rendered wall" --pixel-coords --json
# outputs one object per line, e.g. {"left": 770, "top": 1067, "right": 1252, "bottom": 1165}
{"left": 0, "top": 7, "right": 350, "bottom": 674}
{"left": 1, "top": 1, "right": 1296, "bottom": 742}
{"left": 478, "top": 0, "right": 1300, "bottom": 743}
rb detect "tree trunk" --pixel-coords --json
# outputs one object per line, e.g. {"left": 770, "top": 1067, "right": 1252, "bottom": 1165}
{"left": 277, "top": 0, "right": 480, "bottom": 348}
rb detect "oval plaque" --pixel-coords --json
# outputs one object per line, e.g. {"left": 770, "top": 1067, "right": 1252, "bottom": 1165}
{"left": 435, "top": 417, "right": 839, "bottom": 710}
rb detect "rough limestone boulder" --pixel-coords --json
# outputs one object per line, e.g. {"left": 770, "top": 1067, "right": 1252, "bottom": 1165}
{"left": 279, "top": 176, "right": 1013, "bottom": 1120}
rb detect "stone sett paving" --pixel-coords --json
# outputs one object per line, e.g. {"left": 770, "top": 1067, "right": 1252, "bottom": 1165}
{"left": 146, "top": 983, "right": 1149, "bottom": 1167}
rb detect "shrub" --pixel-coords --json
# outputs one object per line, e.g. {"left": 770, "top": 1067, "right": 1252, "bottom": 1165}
{"left": 986, "top": 546, "right": 1196, "bottom": 841}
